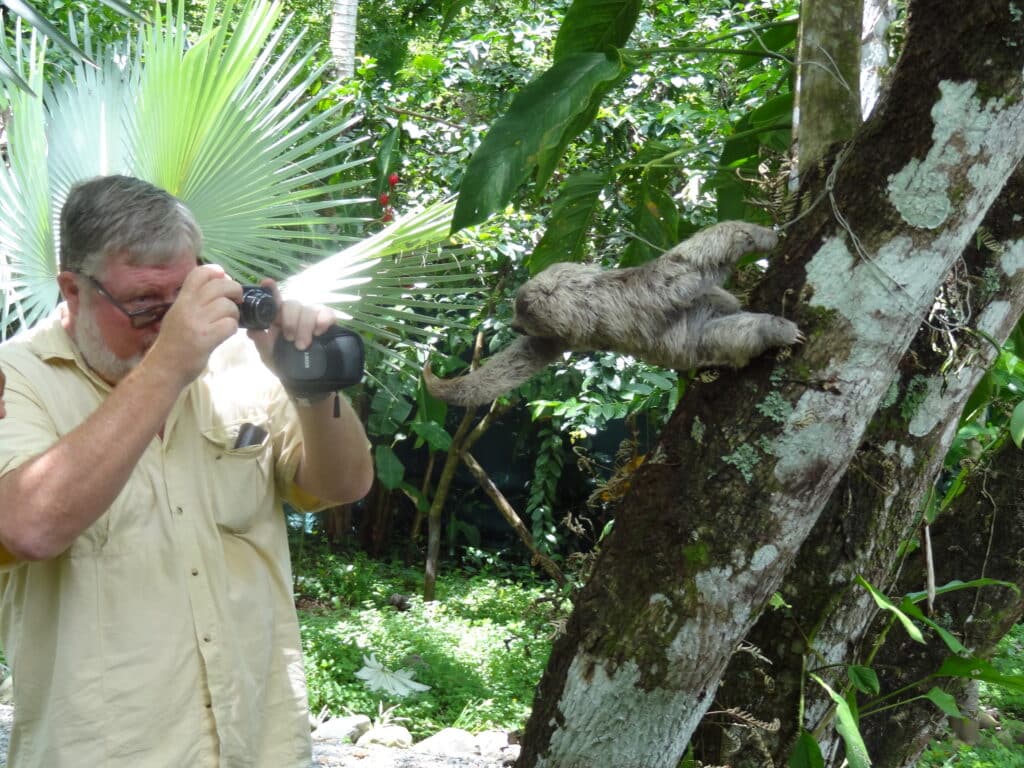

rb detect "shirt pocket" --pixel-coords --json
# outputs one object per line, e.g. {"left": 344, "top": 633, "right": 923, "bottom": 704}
{"left": 200, "top": 418, "right": 274, "bottom": 533}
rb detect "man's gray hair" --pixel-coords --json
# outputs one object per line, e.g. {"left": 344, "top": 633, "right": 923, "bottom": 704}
{"left": 59, "top": 175, "right": 203, "bottom": 276}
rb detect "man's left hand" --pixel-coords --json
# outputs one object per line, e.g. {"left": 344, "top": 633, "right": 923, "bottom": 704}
{"left": 245, "top": 280, "right": 336, "bottom": 374}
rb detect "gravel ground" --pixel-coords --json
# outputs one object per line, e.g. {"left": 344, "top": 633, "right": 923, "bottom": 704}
{"left": 0, "top": 706, "right": 512, "bottom": 768}
{"left": 312, "top": 742, "right": 514, "bottom": 767}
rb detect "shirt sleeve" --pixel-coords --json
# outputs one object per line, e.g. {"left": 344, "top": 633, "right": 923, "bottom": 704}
{"left": 265, "top": 383, "right": 331, "bottom": 513}
{"left": 0, "top": 349, "right": 62, "bottom": 569}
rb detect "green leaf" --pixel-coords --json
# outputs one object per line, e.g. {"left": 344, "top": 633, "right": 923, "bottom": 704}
{"left": 811, "top": 675, "right": 873, "bottom": 768}
{"left": 898, "top": 599, "right": 968, "bottom": 655}
{"left": 410, "top": 420, "right": 453, "bottom": 453}
{"left": 904, "top": 578, "right": 1020, "bottom": 603}
{"left": 735, "top": 20, "right": 798, "bottom": 70}
{"left": 620, "top": 181, "right": 683, "bottom": 267}
{"left": 553, "top": 0, "right": 642, "bottom": 60}
{"left": 935, "top": 655, "right": 1024, "bottom": 693}
{"left": 452, "top": 50, "right": 626, "bottom": 232}
{"left": 1010, "top": 400, "right": 1024, "bottom": 448}
{"left": 857, "top": 575, "right": 924, "bottom": 643}
{"left": 847, "top": 665, "right": 881, "bottom": 696}
{"left": 923, "top": 687, "right": 962, "bottom": 718}
{"left": 374, "top": 445, "right": 405, "bottom": 490}
{"left": 528, "top": 171, "right": 609, "bottom": 274}
{"left": 714, "top": 92, "right": 794, "bottom": 221}
{"left": 788, "top": 731, "right": 825, "bottom": 768}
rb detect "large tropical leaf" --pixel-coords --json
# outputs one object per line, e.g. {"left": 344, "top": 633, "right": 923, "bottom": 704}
{"left": 0, "top": 0, "right": 484, "bottom": 370}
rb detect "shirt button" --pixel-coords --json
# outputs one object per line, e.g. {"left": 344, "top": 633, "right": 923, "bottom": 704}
{"left": 176, "top": 507, "right": 184, "bottom": 516}
{"left": 203, "top": 634, "right": 212, "bottom": 643}
{"left": 191, "top": 568, "right": 199, "bottom": 576}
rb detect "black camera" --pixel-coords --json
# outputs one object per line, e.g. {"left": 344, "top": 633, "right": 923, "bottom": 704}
{"left": 273, "top": 325, "right": 365, "bottom": 394}
{"left": 238, "top": 285, "right": 277, "bottom": 330}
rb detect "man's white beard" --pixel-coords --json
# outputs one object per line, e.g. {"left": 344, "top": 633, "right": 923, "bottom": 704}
{"left": 72, "top": 305, "right": 148, "bottom": 383}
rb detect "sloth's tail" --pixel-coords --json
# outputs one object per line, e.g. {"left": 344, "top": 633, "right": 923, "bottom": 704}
{"left": 423, "top": 335, "right": 565, "bottom": 406}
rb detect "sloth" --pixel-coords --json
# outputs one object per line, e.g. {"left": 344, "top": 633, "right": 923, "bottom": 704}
{"left": 424, "top": 221, "right": 801, "bottom": 406}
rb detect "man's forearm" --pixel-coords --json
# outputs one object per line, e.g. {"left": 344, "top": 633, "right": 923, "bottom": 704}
{"left": 0, "top": 359, "right": 183, "bottom": 560}
{"left": 293, "top": 395, "right": 373, "bottom": 505}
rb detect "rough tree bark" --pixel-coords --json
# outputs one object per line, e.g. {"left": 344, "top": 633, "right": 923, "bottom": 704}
{"left": 794, "top": 0, "right": 863, "bottom": 176}
{"left": 696, "top": 165, "right": 1024, "bottom": 768}
{"left": 516, "top": 3, "right": 1024, "bottom": 767}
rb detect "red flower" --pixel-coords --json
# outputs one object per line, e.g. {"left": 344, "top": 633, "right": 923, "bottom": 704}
{"left": 388, "top": 172, "right": 400, "bottom": 187}
{"left": 379, "top": 192, "right": 390, "bottom": 206}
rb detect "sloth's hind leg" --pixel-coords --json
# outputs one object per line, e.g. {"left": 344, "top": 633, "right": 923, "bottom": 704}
{"left": 695, "top": 312, "right": 801, "bottom": 368}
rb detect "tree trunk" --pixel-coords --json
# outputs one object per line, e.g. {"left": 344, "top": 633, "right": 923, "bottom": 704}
{"left": 516, "top": 3, "right": 1024, "bottom": 766}
{"left": 696, "top": 162, "right": 1024, "bottom": 767}
{"left": 794, "top": 0, "right": 864, "bottom": 177}
{"left": 329, "top": 0, "right": 359, "bottom": 79}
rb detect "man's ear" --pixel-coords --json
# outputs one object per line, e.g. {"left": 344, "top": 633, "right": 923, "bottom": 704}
{"left": 57, "top": 272, "right": 81, "bottom": 313}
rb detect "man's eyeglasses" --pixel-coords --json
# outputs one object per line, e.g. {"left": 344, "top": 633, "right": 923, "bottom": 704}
{"left": 81, "top": 274, "right": 174, "bottom": 329}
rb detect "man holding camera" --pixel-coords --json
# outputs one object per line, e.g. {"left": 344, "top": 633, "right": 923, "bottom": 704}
{"left": 0, "top": 175, "right": 374, "bottom": 767}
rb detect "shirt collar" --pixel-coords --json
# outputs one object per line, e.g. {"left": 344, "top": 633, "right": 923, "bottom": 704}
{"left": 27, "top": 304, "right": 112, "bottom": 392}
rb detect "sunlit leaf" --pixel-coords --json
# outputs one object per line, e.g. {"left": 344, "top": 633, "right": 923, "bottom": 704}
{"left": 810, "top": 675, "right": 872, "bottom": 768}
{"left": 452, "top": 50, "right": 625, "bottom": 232}
{"left": 856, "top": 575, "right": 924, "bottom": 644}
{"left": 1010, "top": 399, "right": 1024, "bottom": 448}
{"left": 528, "top": 171, "right": 608, "bottom": 274}
{"left": 935, "top": 655, "right": 1024, "bottom": 693}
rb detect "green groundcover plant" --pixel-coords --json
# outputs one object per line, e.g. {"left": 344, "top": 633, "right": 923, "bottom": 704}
{"left": 296, "top": 551, "right": 564, "bottom": 740}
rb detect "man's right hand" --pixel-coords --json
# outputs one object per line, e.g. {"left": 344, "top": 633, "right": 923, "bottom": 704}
{"left": 146, "top": 264, "right": 243, "bottom": 387}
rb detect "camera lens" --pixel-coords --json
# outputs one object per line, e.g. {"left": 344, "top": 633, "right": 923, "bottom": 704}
{"left": 238, "top": 286, "right": 277, "bottom": 330}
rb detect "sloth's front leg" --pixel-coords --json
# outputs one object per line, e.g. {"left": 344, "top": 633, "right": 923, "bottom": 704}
{"left": 662, "top": 221, "right": 778, "bottom": 279}
{"left": 694, "top": 312, "right": 802, "bottom": 368}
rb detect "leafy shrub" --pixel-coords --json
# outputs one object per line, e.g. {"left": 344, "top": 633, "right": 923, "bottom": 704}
{"left": 298, "top": 556, "right": 561, "bottom": 740}
{"left": 918, "top": 624, "right": 1024, "bottom": 767}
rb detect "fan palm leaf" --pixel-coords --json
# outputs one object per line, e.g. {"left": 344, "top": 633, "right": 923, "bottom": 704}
{"left": 0, "top": 0, "right": 485, "bottom": 372}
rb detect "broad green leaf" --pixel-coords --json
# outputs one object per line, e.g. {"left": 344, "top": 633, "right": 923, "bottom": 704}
{"left": 788, "top": 731, "right": 825, "bottom": 768}
{"left": 1010, "top": 399, "right": 1024, "bottom": 448}
{"left": 857, "top": 575, "right": 924, "bottom": 643}
{"left": 528, "top": 171, "right": 609, "bottom": 274}
{"left": 714, "top": 92, "right": 794, "bottom": 221}
{"left": 735, "top": 20, "right": 798, "bottom": 70}
{"left": 935, "top": 655, "right": 1024, "bottom": 693}
{"left": 847, "top": 665, "right": 880, "bottom": 696}
{"left": 374, "top": 445, "right": 405, "bottom": 490}
{"left": 904, "top": 578, "right": 1020, "bottom": 603}
{"left": 452, "top": 50, "right": 625, "bottom": 232}
{"left": 553, "top": 0, "right": 642, "bottom": 60}
{"left": 811, "top": 675, "right": 872, "bottom": 768}
{"left": 620, "top": 181, "right": 684, "bottom": 267}
{"left": 923, "top": 687, "right": 961, "bottom": 718}
{"left": 898, "top": 599, "right": 967, "bottom": 655}
{"left": 410, "top": 420, "right": 453, "bottom": 453}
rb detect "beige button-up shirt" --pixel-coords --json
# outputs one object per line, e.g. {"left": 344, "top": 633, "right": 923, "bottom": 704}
{"left": 0, "top": 309, "right": 323, "bottom": 768}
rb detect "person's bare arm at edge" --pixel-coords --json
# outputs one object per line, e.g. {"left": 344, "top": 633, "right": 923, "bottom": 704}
{"left": 0, "top": 266, "right": 242, "bottom": 561}
{"left": 0, "top": 365, "right": 6, "bottom": 419}
{"left": 247, "top": 281, "right": 374, "bottom": 505}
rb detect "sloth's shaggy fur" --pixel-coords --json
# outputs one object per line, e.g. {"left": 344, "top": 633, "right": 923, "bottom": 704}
{"left": 425, "top": 221, "right": 801, "bottom": 406}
